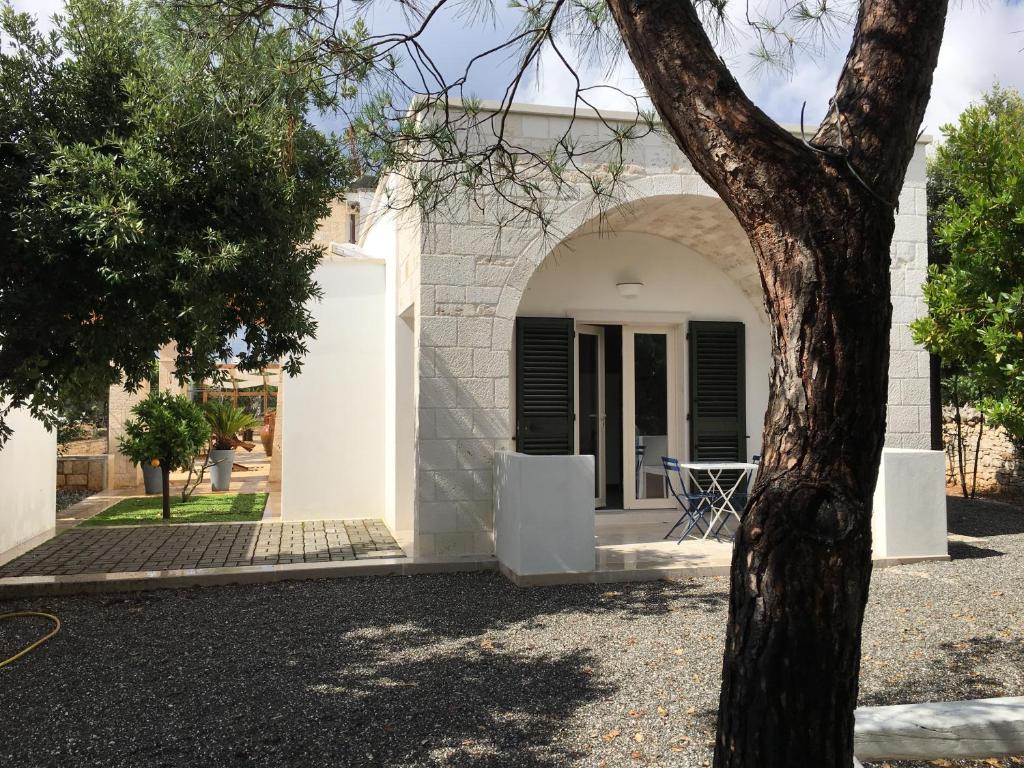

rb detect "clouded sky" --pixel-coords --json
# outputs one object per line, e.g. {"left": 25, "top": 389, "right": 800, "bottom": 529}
{"left": 11, "top": 0, "right": 1024, "bottom": 141}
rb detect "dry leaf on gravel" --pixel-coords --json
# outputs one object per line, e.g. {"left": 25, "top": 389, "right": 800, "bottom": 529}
{"left": 601, "top": 728, "right": 620, "bottom": 742}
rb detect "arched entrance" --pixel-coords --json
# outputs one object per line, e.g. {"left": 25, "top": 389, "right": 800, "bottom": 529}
{"left": 505, "top": 193, "right": 770, "bottom": 512}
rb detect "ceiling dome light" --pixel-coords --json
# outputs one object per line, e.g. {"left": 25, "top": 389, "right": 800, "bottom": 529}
{"left": 616, "top": 282, "right": 644, "bottom": 299}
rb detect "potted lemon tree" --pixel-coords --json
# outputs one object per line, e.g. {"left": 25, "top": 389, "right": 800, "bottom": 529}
{"left": 204, "top": 400, "right": 260, "bottom": 491}
{"left": 119, "top": 391, "right": 211, "bottom": 520}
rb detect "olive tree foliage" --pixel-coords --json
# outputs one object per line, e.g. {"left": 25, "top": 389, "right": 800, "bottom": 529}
{"left": 913, "top": 85, "right": 1024, "bottom": 492}
{"left": 0, "top": 0, "right": 352, "bottom": 443}
{"left": 180, "top": 0, "right": 854, "bottom": 234}
{"left": 914, "top": 87, "right": 1024, "bottom": 434}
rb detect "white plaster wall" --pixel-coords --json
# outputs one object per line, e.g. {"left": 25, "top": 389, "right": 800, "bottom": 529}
{"left": 494, "top": 451, "right": 595, "bottom": 575}
{"left": 363, "top": 201, "right": 401, "bottom": 532}
{"left": 517, "top": 231, "right": 771, "bottom": 460}
{"left": 281, "top": 257, "right": 386, "bottom": 520}
{"left": 872, "top": 448, "right": 948, "bottom": 559}
{"left": 361, "top": 193, "right": 420, "bottom": 537}
{"left": 0, "top": 407, "right": 56, "bottom": 556}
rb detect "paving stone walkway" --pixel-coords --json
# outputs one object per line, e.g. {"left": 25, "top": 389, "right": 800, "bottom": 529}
{"left": 0, "top": 519, "right": 404, "bottom": 578}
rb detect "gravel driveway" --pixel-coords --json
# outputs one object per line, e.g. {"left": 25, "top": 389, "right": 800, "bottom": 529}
{"left": 1, "top": 496, "right": 1022, "bottom": 768}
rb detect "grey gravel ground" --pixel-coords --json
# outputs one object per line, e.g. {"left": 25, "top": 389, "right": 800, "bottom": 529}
{"left": 1, "top": 495, "right": 1022, "bottom": 768}
{"left": 55, "top": 488, "right": 93, "bottom": 513}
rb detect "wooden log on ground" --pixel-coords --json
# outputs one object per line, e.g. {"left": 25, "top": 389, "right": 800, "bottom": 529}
{"left": 854, "top": 697, "right": 1024, "bottom": 760}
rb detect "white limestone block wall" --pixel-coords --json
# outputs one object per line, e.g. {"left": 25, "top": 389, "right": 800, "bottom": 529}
{"left": 886, "top": 142, "right": 932, "bottom": 450}
{"left": 107, "top": 380, "right": 149, "bottom": 490}
{"left": 409, "top": 104, "right": 934, "bottom": 557}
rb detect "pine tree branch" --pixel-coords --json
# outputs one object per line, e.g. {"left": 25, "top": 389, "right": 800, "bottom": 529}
{"left": 604, "top": 0, "right": 818, "bottom": 223}
{"left": 814, "top": 0, "right": 949, "bottom": 204}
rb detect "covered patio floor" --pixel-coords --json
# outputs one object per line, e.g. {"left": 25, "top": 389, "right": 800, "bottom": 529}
{"left": 595, "top": 509, "right": 733, "bottom": 576}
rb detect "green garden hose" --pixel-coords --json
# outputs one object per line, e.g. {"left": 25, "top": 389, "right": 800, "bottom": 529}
{"left": 0, "top": 611, "right": 60, "bottom": 669}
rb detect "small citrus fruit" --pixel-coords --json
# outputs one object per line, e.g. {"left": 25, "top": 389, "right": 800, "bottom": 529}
{"left": 150, "top": 458, "right": 160, "bottom": 467}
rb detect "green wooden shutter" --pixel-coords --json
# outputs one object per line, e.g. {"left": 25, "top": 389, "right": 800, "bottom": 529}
{"left": 688, "top": 321, "right": 746, "bottom": 463}
{"left": 515, "top": 317, "right": 574, "bottom": 455}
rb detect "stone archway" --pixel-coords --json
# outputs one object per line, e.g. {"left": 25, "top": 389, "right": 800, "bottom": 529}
{"left": 412, "top": 174, "right": 770, "bottom": 557}
{"left": 489, "top": 184, "right": 760, "bottom": 359}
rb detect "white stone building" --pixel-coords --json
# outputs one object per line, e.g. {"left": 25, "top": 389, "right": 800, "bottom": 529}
{"left": 280, "top": 102, "right": 943, "bottom": 573}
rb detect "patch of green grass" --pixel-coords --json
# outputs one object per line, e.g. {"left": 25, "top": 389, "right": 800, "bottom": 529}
{"left": 82, "top": 493, "right": 268, "bottom": 526}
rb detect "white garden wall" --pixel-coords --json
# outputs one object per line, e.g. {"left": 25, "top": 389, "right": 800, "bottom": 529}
{"left": 494, "top": 452, "right": 595, "bottom": 576}
{"left": 281, "top": 255, "right": 386, "bottom": 520}
{"left": 0, "top": 407, "right": 56, "bottom": 557}
{"left": 872, "top": 448, "right": 948, "bottom": 560}
{"left": 361, "top": 195, "right": 420, "bottom": 536}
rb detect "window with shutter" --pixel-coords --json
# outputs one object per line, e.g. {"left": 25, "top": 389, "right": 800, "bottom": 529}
{"left": 688, "top": 321, "right": 746, "bottom": 464}
{"left": 515, "top": 317, "right": 574, "bottom": 455}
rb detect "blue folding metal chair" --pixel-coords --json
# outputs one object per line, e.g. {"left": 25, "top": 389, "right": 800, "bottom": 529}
{"left": 662, "top": 456, "right": 715, "bottom": 542}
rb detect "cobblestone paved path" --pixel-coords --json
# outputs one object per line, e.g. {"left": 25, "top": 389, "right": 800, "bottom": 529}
{"left": 0, "top": 519, "right": 403, "bottom": 577}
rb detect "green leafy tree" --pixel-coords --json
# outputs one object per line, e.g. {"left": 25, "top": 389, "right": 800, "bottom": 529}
{"left": 0, "top": 0, "right": 353, "bottom": 442}
{"left": 913, "top": 86, "right": 1024, "bottom": 488}
{"left": 118, "top": 390, "right": 211, "bottom": 518}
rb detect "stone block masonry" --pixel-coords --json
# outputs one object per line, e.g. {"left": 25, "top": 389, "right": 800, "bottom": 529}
{"left": 944, "top": 405, "right": 1024, "bottom": 499}
{"left": 56, "top": 455, "right": 106, "bottom": 492}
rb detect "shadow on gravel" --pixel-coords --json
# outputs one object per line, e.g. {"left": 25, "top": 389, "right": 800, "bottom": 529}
{"left": 859, "top": 636, "right": 1024, "bottom": 707}
{"left": 948, "top": 541, "right": 1005, "bottom": 560}
{"left": 0, "top": 573, "right": 726, "bottom": 768}
{"left": 947, "top": 495, "right": 1024, "bottom": 538}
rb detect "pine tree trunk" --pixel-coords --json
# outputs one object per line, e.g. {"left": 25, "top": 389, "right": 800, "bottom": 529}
{"left": 713, "top": 204, "right": 894, "bottom": 766}
{"left": 601, "top": 0, "right": 948, "bottom": 764}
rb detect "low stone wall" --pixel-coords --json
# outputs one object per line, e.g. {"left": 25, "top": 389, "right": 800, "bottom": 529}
{"left": 56, "top": 455, "right": 107, "bottom": 492}
{"left": 943, "top": 405, "right": 1024, "bottom": 498}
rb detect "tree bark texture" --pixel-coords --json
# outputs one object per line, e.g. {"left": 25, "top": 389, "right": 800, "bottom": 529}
{"left": 604, "top": 1, "right": 948, "bottom": 765}
{"left": 161, "top": 465, "right": 171, "bottom": 520}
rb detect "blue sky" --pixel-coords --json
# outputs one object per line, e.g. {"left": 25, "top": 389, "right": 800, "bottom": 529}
{"left": 11, "top": 0, "right": 1024, "bottom": 140}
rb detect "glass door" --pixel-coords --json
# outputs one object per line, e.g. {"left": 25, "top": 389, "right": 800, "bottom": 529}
{"left": 576, "top": 324, "right": 606, "bottom": 507}
{"left": 623, "top": 326, "right": 681, "bottom": 509}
